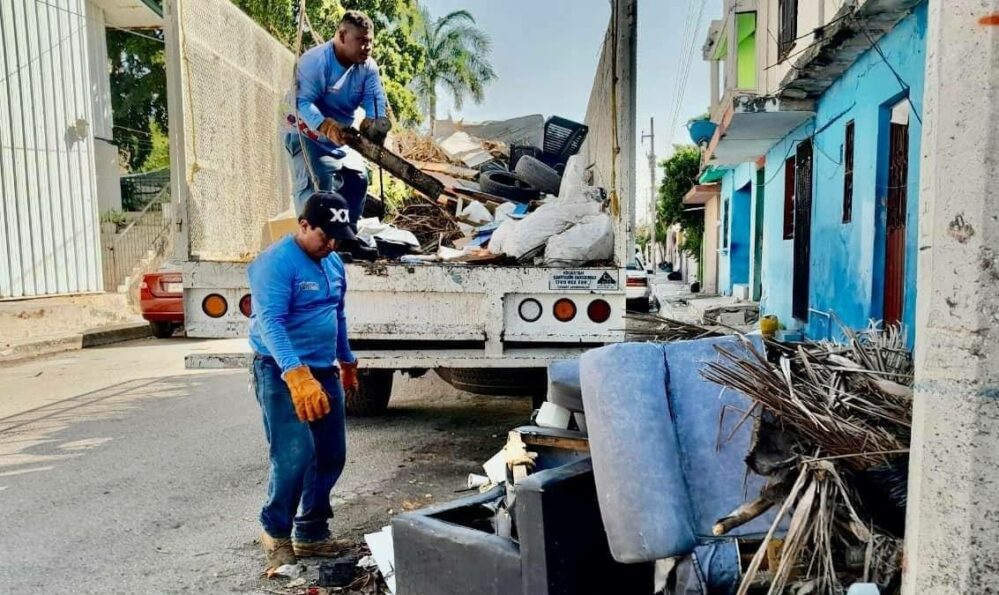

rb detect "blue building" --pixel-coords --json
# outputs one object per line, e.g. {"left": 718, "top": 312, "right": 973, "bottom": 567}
{"left": 696, "top": 0, "right": 928, "bottom": 344}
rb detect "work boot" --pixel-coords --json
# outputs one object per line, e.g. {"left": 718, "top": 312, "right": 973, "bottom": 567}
{"left": 260, "top": 531, "right": 297, "bottom": 569}
{"left": 292, "top": 536, "right": 352, "bottom": 558}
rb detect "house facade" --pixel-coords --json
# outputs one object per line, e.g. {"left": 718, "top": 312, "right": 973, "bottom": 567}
{"left": 693, "top": 0, "right": 928, "bottom": 343}
{"left": 0, "top": 0, "right": 162, "bottom": 298}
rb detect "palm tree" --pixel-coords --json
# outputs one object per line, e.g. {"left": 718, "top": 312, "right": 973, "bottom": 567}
{"left": 412, "top": 7, "right": 496, "bottom": 135}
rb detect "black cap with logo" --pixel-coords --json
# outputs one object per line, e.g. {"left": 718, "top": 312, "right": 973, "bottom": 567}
{"left": 301, "top": 191, "right": 356, "bottom": 242}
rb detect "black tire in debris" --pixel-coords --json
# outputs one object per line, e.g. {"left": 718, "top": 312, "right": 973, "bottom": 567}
{"left": 514, "top": 155, "right": 562, "bottom": 195}
{"left": 345, "top": 369, "right": 394, "bottom": 416}
{"left": 478, "top": 171, "right": 541, "bottom": 202}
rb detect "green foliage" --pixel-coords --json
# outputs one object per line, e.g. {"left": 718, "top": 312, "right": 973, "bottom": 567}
{"left": 141, "top": 121, "right": 171, "bottom": 172}
{"left": 635, "top": 223, "right": 651, "bottom": 252}
{"left": 107, "top": 29, "right": 167, "bottom": 172}
{"left": 657, "top": 146, "right": 704, "bottom": 259}
{"left": 411, "top": 8, "right": 496, "bottom": 132}
{"left": 232, "top": 0, "right": 426, "bottom": 125}
{"left": 100, "top": 209, "right": 130, "bottom": 232}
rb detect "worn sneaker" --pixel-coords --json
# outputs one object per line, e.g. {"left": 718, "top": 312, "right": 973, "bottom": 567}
{"left": 292, "top": 537, "right": 352, "bottom": 558}
{"left": 260, "top": 531, "right": 297, "bottom": 569}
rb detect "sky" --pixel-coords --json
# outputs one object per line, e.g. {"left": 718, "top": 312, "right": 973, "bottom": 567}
{"left": 418, "top": 0, "right": 723, "bottom": 224}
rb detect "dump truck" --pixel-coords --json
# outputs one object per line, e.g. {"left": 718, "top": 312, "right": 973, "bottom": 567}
{"left": 166, "top": 0, "right": 638, "bottom": 414}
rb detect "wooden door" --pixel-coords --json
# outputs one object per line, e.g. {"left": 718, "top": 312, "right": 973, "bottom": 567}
{"left": 792, "top": 140, "right": 813, "bottom": 321}
{"left": 884, "top": 121, "right": 910, "bottom": 326}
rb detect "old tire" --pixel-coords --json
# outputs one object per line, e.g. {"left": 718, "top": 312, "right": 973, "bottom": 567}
{"left": 479, "top": 171, "right": 541, "bottom": 203}
{"left": 150, "top": 321, "right": 176, "bottom": 339}
{"left": 345, "top": 369, "right": 394, "bottom": 416}
{"left": 514, "top": 155, "right": 562, "bottom": 195}
{"left": 436, "top": 368, "right": 547, "bottom": 397}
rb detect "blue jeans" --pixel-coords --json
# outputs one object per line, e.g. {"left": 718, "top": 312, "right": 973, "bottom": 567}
{"left": 251, "top": 355, "right": 347, "bottom": 542}
{"left": 283, "top": 133, "right": 367, "bottom": 225}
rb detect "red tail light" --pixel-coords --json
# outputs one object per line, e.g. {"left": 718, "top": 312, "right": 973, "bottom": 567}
{"left": 239, "top": 294, "right": 252, "bottom": 318}
{"left": 587, "top": 299, "right": 612, "bottom": 323}
{"left": 626, "top": 277, "right": 648, "bottom": 287}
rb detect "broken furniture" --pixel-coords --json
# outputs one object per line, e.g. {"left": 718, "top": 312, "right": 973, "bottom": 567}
{"left": 510, "top": 116, "right": 589, "bottom": 174}
{"left": 393, "top": 459, "right": 653, "bottom": 595}
{"left": 578, "top": 337, "right": 781, "bottom": 564}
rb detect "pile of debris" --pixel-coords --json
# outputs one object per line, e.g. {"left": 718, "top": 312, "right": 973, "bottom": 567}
{"left": 701, "top": 323, "right": 913, "bottom": 594}
{"left": 356, "top": 115, "right": 615, "bottom": 267}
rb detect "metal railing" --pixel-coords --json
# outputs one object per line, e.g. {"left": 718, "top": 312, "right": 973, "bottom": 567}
{"left": 102, "top": 187, "right": 172, "bottom": 291}
{"left": 120, "top": 168, "right": 170, "bottom": 211}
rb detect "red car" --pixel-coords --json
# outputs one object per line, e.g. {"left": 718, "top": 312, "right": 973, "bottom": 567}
{"left": 139, "top": 271, "right": 184, "bottom": 338}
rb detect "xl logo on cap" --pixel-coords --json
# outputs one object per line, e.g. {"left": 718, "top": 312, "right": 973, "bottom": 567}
{"left": 329, "top": 208, "right": 350, "bottom": 223}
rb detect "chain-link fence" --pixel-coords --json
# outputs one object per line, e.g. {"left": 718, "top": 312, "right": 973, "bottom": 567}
{"left": 102, "top": 187, "right": 172, "bottom": 291}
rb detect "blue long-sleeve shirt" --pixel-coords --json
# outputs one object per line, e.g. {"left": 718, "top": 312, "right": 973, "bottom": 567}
{"left": 281, "top": 42, "right": 388, "bottom": 144}
{"left": 248, "top": 236, "right": 356, "bottom": 373}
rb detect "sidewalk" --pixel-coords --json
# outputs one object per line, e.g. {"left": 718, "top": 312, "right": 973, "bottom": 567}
{"left": 0, "top": 293, "right": 151, "bottom": 363}
{"left": 650, "top": 277, "right": 759, "bottom": 328}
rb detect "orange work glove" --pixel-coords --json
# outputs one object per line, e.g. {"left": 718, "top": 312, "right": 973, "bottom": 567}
{"left": 340, "top": 361, "right": 359, "bottom": 393}
{"left": 282, "top": 366, "right": 331, "bottom": 422}
{"left": 317, "top": 118, "right": 346, "bottom": 145}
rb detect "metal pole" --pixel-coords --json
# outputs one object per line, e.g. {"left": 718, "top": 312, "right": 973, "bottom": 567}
{"left": 641, "top": 117, "right": 657, "bottom": 272}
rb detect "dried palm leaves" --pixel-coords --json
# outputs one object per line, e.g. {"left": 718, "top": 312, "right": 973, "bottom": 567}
{"left": 702, "top": 322, "right": 913, "bottom": 471}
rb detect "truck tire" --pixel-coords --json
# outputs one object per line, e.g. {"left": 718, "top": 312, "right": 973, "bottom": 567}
{"left": 514, "top": 155, "right": 562, "bottom": 195}
{"left": 479, "top": 171, "right": 541, "bottom": 203}
{"left": 150, "top": 321, "right": 176, "bottom": 339}
{"left": 345, "top": 369, "right": 394, "bottom": 416}
{"left": 436, "top": 368, "right": 546, "bottom": 397}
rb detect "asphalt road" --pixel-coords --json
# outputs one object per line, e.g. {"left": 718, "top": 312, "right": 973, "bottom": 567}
{"left": 0, "top": 338, "right": 530, "bottom": 594}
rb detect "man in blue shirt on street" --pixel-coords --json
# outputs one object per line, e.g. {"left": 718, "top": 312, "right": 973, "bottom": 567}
{"left": 282, "top": 10, "right": 388, "bottom": 231}
{"left": 248, "top": 191, "right": 360, "bottom": 571}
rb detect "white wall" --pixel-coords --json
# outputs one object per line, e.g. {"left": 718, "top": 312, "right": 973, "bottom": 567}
{"left": 0, "top": 0, "right": 104, "bottom": 297}
{"left": 760, "top": 0, "right": 841, "bottom": 95}
{"left": 85, "top": 1, "right": 122, "bottom": 214}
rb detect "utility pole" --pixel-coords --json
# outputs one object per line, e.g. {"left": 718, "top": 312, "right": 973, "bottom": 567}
{"left": 641, "top": 117, "right": 657, "bottom": 272}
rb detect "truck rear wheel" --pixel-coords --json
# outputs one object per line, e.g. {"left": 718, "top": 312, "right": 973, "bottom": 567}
{"left": 345, "top": 369, "right": 394, "bottom": 417}
{"left": 436, "top": 368, "right": 547, "bottom": 397}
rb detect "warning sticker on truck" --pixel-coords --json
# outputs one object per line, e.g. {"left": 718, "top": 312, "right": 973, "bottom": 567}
{"left": 550, "top": 269, "right": 620, "bottom": 291}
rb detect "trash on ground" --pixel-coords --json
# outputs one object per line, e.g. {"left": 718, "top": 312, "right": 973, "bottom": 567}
{"left": 318, "top": 554, "right": 361, "bottom": 588}
{"left": 267, "top": 563, "right": 304, "bottom": 580}
{"left": 364, "top": 526, "right": 396, "bottom": 594}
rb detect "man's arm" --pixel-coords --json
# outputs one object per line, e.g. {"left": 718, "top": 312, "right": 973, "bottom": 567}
{"left": 295, "top": 49, "right": 329, "bottom": 133}
{"left": 248, "top": 258, "right": 302, "bottom": 372}
{"left": 361, "top": 62, "right": 389, "bottom": 119}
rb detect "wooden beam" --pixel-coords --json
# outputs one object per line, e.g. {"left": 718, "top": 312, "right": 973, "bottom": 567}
{"left": 337, "top": 125, "right": 445, "bottom": 200}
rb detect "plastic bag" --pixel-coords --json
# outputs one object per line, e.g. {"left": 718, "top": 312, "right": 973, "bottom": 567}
{"left": 460, "top": 200, "right": 493, "bottom": 225}
{"left": 489, "top": 218, "right": 519, "bottom": 255}
{"left": 544, "top": 214, "right": 614, "bottom": 266}
{"left": 503, "top": 200, "right": 601, "bottom": 259}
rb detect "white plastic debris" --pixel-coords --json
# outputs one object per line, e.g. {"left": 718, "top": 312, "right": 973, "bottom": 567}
{"left": 286, "top": 577, "right": 306, "bottom": 588}
{"left": 488, "top": 219, "right": 519, "bottom": 255}
{"left": 502, "top": 200, "right": 601, "bottom": 259}
{"left": 460, "top": 201, "right": 493, "bottom": 225}
{"left": 493, "top": 201, "right": 517, "bottom": 222}
{"left": 438, "top": 246, "right": 466, "bottom": 261}
{"left": 847, "top": 585, "right": 880, "bottom": 595}
{"left": 483, "top": 449, "right": 507, "bottom": 485}
{"left": 270, "top": 564, "right": 303, "bottom": 579}
{"left": 364, "top": 526, "right": 396, "bottom": 594}
{"left": 357, "top": 555, "right": 378, "bottom": 569}
{"left": 357, "top": 218, "right": 421, "bottom": 248}
{"left": 558, "top": 155, "right": 587, "bottom": 199}
{"left": 536, "top": 401, "right": 573, "bottom": 430}
{"left": 544, "top": 214, "right": 615, "bottom": 266}
{"left": 467, "top": 473, "right": 490, "bottom": 489}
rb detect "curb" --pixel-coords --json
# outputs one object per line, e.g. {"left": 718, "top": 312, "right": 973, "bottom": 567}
{"left": 0, "top": 322, "right": 152, "bottom": 365}
{"left": 81, "top": 323, "right": 153, "bottom": 348}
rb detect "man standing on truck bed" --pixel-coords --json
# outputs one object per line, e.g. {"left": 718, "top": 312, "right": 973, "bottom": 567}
{"left": 282, "top": 10, "right": 387, "bottom": 232}
{"left": 247, "top": 191, "right": 360, "bottom": 571}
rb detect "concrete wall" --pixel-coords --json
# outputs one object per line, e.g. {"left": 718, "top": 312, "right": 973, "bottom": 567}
{"left": 809, "top": 4, "right": 927, "bottom": 340}
{"left": 85, "top": 1, "right": 122, "bottom": 215}
{"left": 758, "top": 4, "right": 927, "bottom": 337}
{"left": 759, "top": 0, "right": 842, "bottom": 96}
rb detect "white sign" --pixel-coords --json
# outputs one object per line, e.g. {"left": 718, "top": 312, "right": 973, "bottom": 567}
{"left": 550, "top": 269, "right": 619, "bottom": 291}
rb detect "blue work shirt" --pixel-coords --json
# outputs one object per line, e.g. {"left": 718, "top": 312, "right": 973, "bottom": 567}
{"left": 248, "top": 235, "right": 356, "bottom": 373}
{"left": 281, "top": 42, "right": 388, "bottom": 145}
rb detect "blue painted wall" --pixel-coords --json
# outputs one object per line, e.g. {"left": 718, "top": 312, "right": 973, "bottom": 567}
{"left": 759, "top": 3, "right": 927, "bottom": 342}
{"left": 718, "top": 163, "right": 756, "bottom": 295}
